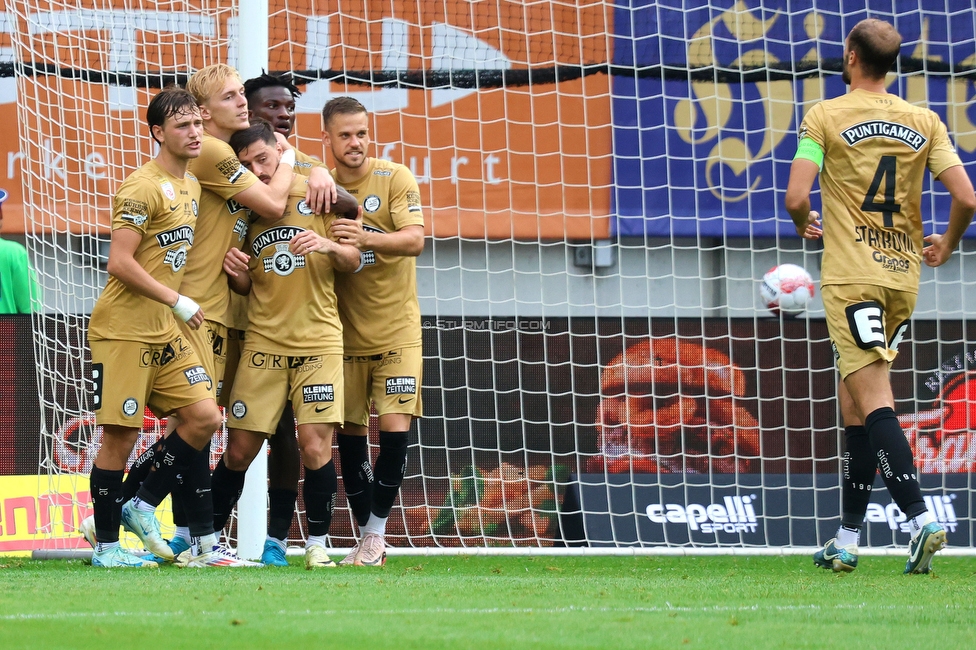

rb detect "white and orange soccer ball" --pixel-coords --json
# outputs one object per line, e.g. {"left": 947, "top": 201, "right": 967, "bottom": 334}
{"left": 760, "top": 263, "right": 815, "bottom": 316}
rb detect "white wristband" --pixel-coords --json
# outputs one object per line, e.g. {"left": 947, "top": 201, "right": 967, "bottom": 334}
{"left": 279, "top": 149, "right": 296, "bottom": 168}
{"left": 171, "top": 294, "right": 200, "bottom": 322}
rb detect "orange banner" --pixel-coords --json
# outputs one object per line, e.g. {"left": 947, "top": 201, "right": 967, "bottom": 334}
{"left": 3, "top": 1, "right": 612, "bottom": 240}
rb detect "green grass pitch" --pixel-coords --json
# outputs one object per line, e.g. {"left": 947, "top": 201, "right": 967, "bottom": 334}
{"left": 2, "top": 555, "right": 975, "bottom": 649}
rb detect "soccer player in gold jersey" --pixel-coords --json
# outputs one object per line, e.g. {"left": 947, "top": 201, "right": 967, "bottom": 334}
{"left": 322, "top": 97, "right": 426, "bottom": 566}
{"left": 116, "top": 65, "right": 340, "bottom": 566}
{"left": 83, "top": 88, "right": 222, "bottom": 567}
{"left": 785, "top": 18, "right": 976, "bottom": 574}
{"left": 241, "top": 72, "right": 353, "bottom": 565}
{"left": 216, "top": 120, "right": 361, "bottom": 568}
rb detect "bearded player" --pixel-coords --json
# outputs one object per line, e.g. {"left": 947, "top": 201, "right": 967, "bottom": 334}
{"left": 242, "top": 71, "right": 359, "bottom": 565}
{"left": 786, "top": 19, "right": 976, "bottom": 574}
{"left": 215, "top": 119, "right": 360, "bottom": 568}
{"left": 322, "top": 97, "right": 426, "bottom": 567}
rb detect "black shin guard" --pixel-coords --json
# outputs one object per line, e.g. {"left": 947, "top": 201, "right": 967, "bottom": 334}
{"left": 303, "top": 461, "right": 337, "bottom": 537}
{"left": 135, "top": 431, "right": 197, "bottom": 507}
{"left": 865, "top": 407, "right": 926, "bottom": 519}
{"left": 211, "top": 457, "right": 246, "bottom": 533}
{"left": 371, "top": 431, "right": 408, "bottom": 519}
{"left": 336, "top": 433, "right": 373, "bottom": 527}
{"left": 121, "top": 438, "right": 163, "bottom": 502}
{"left": 840, "top": 425, "right": 875, "bottom": 529}
{"left": 267, "top": 488, "right": 298, "bottom": 541}
{"left": 90, "top": 466, "right": 124, "bottom": 543}
{"left": 173, "top": 442, "right": 214, "bottom": 538}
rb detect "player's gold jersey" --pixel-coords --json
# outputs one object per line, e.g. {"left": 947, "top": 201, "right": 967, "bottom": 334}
{"left": 88, "top": 160, "right": 200, "bottom": 343}
{"left": 244, "top": 174, "right": 343, "bottom": 355}
{"left": 225, "top": 148, "right": 325, "bottom": 332}
{"left": 332, "top": 158, "right": 425, "bottom": 355}
{"left": 799, "top": 88, "right": 963, "bottom": 291}
{"left": 183, "top": 133, "right": 259, "bottom": 327}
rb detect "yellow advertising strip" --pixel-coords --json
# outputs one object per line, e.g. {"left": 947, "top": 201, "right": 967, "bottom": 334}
{"left": 0, "top": 474, "right": 174, "bottom": 555}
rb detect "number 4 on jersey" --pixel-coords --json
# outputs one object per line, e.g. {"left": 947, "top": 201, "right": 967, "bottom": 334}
{"left": 861, "top": 155, "right": 901, "bottom": 228}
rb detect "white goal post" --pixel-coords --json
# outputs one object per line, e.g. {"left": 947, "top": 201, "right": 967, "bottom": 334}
{"left": 7, "top": 1, "right": 976, "bottom": 557}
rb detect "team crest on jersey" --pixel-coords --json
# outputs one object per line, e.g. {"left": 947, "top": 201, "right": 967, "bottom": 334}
{"left": 233, "top": 217, "right": 248, "bottom": 242}
{"left": 297, "top": 200, "right": 314, "bottom": 216}
{"left": 122, "top": 397, "right": 139, "bottom": 417}
{"left": 264, "top": 243, "right": 306, "bottom": 276}
{"left": 231, "top": 400, "right": 247, "bottom": 419}
{"left": 163, "top": 244, "right": 189, "bottom": 272}
{"left": 363, "top": 194, "right": 382, "bottom": 213}
{"left": 191, "top": 199, "right": 198, "bottom": 216}
{"left": 160, "top": 180, "right": 176, "bottom": 200}
{"left": 841, "top": 120, "right": 927, "bottom": 151}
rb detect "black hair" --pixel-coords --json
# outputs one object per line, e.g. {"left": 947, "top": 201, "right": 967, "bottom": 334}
{"left": 228, "top": 118, "right": 278, "bottom": 156}
{"left": 243, "top": 71, "right": 302, "bottom": 104}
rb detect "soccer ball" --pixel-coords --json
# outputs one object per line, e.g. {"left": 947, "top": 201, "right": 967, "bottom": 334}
{"left": 760, "top": 264, "right": 815, "bottom": 316}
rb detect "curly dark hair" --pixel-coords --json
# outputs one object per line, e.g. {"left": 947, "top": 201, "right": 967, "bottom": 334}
{"left": 243, "top": 71, "right": 302, "bottom": 104}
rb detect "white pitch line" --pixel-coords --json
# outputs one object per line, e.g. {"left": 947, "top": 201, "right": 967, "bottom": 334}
{"left": 2, "top": 602, "right": 973, "bottom": 622}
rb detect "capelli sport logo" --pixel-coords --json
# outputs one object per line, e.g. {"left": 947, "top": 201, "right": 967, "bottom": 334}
{"left": 646, "top": 496, "right": 758, "bottom": 533}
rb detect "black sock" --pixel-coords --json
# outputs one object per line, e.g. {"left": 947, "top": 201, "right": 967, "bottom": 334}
{"left": 135, "top": 431, "right": 198, "bottom": 507}
{"left": 840, "top": 425, "right": 875, "bottom": 529}
{"left": 90, "top": 465, "right": 124, "bottom": 544}
{"left": 121, "top": 439, "right": 163, "bottom": 502}
{"left": 172, "top": 492, "right": 188, "bottom": 528}
{"left": 865, "top": 407, "right": 926, "bottom": 520}
{"left": 372, "top": 431, "right": 408, "bottom": 519}
{"left": 211, "top": 457, "right": 246, "bottom": 533}
{"left": 267, "top": 488, "right": 298, "bottom": 541}
{"left": 303, "top": 461, "right": 337, "bottom": 537}
{"left": 336, "top": 433, "right": 372, "bottom": 527}
{"left": 173, "top": 442, "right": 214, "bottom": 538}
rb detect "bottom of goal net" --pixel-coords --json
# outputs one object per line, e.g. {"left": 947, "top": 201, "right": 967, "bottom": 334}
{"left": 31, "top": 547, "right": 976, "bottom": 561}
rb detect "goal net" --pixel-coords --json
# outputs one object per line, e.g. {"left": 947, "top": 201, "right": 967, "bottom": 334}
{"left": 9, "top": 0, "right": 975, "bottom": 555}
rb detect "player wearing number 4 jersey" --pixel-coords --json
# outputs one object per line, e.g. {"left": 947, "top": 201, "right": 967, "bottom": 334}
{"left": 785, "top": 19, "right": 976, "bottom": 574}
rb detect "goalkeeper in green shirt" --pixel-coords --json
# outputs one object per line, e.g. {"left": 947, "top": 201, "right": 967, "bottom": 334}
{"left": 0, "top": 188, "right": 41, "bottom": 314}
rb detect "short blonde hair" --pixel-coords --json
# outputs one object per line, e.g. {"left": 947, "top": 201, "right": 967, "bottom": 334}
{"left": 187, "top": 64, "right": 242, "bottom": 106}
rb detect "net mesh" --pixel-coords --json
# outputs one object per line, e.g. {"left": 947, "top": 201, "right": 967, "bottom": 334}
{"left": 8, "top": 1, "right": 976, "bottom": 553}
